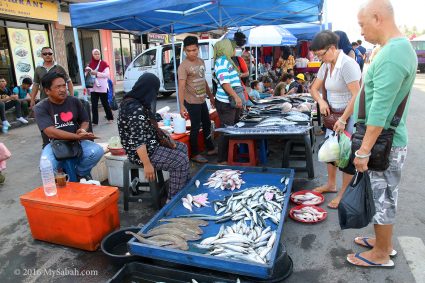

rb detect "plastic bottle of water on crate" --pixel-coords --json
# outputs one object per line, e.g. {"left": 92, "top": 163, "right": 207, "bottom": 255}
{"left": 40, "top": 156, "right": 57, "bottom": 196}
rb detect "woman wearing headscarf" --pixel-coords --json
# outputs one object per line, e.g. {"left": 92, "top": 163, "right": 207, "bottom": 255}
{"left": 309, "top": 30, "right": 361, "bottom": 209}
{"left": 118, "top": 73, "right": 190, "bottom": 200}
{"left": 213, "top": 39, "right": 243, "bottom": 164}
{"left": 85, "top": 49, "right": 114, "bottom": 125}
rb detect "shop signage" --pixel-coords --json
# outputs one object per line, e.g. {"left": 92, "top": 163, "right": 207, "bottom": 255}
{"left": 148, "top": 33, "right": 168, "bottom": 44}
{"left": 0, "top": 0, "right": 58, "bottom": 22}
{"left": 200, "top": 32, "right": 209, "bottom": 39}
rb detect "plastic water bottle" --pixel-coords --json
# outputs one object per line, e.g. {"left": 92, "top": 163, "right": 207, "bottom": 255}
{"left": 82, "top": 88, "right": 88, "bottom": 101}
{"left": 40, "top": 156, "right": 57, "bottom": 196}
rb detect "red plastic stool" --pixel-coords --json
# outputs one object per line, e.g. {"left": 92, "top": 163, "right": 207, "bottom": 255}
{"left": 228, "top": 139, "right": 258, "bottom": 166}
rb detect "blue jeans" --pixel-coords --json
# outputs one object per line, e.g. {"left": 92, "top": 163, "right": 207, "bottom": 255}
{"left": 40, "top": 140, "right": 103, "bottom": 176}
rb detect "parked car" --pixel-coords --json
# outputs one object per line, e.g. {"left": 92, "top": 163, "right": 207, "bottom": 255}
{"left": 411, "top": 36, "right": 425, "bottom": 73}
{"left": 123, "top": 39, "right": 218, "bottom": 96}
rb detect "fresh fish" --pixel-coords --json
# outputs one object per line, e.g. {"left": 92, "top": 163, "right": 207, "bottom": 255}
{"left": 182, "top": 197, "right": 193, "bottom": 212}
{"left": 204, "top": 169, "right": 245, "bottom": 191}
{"left": 195, "top": 180, "right": 200, "bottom": 188}
{"left": 292, "top": 206, "right": 326, "bottom": 222}
{"left": 142, "top": 227, "right": 201, "bottom": 241}
{"left": 159, "top": 218, "right": 208, "bottom": 227}
{"left": 151, "top": 223, "right": 203, "bottom": 235}
{"left": 147, "top": 234, "right": 189, "bottom": 250}
{"left": 125, "top": 231, "right": 172, "bottom": 247}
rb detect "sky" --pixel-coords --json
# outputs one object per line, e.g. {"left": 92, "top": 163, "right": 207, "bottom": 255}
{"left": 326, "top": 0, "right": 425, "bottom": 48}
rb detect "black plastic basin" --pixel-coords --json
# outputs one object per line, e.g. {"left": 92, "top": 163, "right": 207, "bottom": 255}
{"left": 101, "top": 227, "right": 141, "bottom": 267}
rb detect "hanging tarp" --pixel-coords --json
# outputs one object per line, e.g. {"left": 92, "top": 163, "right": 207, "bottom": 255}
{"left": 70, "top": 0, "right": 325, "bottom": 34}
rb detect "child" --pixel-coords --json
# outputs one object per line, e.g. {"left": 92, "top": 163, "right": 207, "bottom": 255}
{"left": 13, "top": 77, "right": 32, "bottom": 117}
{"left": 249, "top": 80, "right": 261, "bottom": 101}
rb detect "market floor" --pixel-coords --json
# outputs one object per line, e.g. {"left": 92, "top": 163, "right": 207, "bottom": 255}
{"left": 0, "top": 76, "right": 424, "bottom": 282}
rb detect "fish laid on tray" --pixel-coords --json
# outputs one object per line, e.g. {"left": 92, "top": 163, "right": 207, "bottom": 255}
{"left": 126, "top": 218, "right": 208, "bottom": 250}
{"left": 292, "top": 206, "right": 326, "bottom": 222}
{"left": 203, "top": 169, "right": 245, "bottom": 191}
{"left": 255, "top": 117, "right": 296, "bottom": 127}
{"left": 292, "top": 192, "right": 322, "bottom": 205}
{"left": 195, "top": 220, "right": 277, "bottom": 264}
{"left": 182, "top": 193, "right": 210, "bottom": 211}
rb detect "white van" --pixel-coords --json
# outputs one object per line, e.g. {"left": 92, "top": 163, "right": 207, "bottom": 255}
{"left": 123, "top": 39, "right": 218, "bottom": 96}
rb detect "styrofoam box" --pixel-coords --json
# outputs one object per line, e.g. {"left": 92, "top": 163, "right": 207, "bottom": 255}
{"left": 105, "top": 153, "right": 169, "bottom": 188}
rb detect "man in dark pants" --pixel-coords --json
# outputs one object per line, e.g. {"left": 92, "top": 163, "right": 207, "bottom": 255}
{"left": 178, "top": 36, "right": 216, "bottom": 163}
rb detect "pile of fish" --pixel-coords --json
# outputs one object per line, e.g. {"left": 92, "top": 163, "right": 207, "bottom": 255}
{"left": 212, "top": 185, "right": 286, "bottom": 227}
{"left": 291, "top": 206, "right": 327, "bottom": 222}
{"left": 284, "top": 111, "right": 311, "bottom": 122}
{"left": 255, "top": 117, "right": 296, "bottom": 127}
{"left": 182, "top": 193, "right": 210, "bottom": 211}
{"left": 195, "top": 220, "right": 277, "bottom": 264}
{"left": 292, "top": 192, "right": 322, "bottom": 205}
{"left": 203, "top": 169, "right": 245, "bottom": 191}
{"left": 125, "top": 218, "right": 208, "bottom": 250}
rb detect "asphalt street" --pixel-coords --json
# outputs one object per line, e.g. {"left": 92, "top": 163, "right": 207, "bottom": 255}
{"left": 0, "top": 74, "right": 424, "bottom": 283}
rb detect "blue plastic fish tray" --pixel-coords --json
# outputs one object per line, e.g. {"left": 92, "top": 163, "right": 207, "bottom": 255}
{"left": 128, "top": 165, "right": 294, "bottom": 279}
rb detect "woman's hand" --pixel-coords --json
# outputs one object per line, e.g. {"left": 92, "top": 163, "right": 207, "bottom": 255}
{"left": 90, "top": 70, "right": 98, "bottom": 76}
{"left": 318, "top": 99, "right": 330, "bottom": 116}
{"left": 144, "top": 162, "right": 156, "bottom": 181}
{"left": 333, "top": 119, "right": 346, "bottom": 133}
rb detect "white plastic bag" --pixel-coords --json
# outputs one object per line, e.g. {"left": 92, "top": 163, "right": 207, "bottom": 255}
{"left": 318, "top": 134, "right": 340, "bottom": 163}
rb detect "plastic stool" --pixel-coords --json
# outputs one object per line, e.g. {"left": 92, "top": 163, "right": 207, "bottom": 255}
{"left": 122, "top": 159, "right": 166, "bottom": 211}
{"left": 228, "top": 139, "right": 258, "bottom": 166}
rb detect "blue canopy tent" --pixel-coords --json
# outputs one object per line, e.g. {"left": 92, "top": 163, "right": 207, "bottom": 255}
{"left": 283, "top": 22, "right": 331, "bottom": 40}
{"left": 70, "top": 0, "right": 325, "bottom": 110}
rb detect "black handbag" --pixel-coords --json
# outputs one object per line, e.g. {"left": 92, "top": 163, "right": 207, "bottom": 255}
{"left": 85, "top": 73, "right": 95, "bottom": 88}
{"left": 351, "top": 86, "right": 409, "bottom": 171}
{"left": 338, "top": 171, "right": 376, "bottom": 229}
{"left": 50, "top": 140, "right": 82, "bottom": 161}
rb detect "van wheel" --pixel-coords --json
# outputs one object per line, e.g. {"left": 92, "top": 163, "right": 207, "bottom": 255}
{"left": 161, "top": 92, "right": 174, "bottom": 97}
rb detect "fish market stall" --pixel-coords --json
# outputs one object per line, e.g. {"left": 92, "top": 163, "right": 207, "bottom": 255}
{"left": 127, "top": 165, "right": 294, "bottom": 280}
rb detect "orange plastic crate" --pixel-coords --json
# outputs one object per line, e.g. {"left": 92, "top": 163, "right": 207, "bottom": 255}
{"left": 20, "top": 183, "right": 120, "bottom": 251}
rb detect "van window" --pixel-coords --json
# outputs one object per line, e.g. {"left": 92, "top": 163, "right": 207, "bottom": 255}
{"left": 199, "top": 43, "right": 209, "bottom": 60}
{"left": 133, "top": 49, "right": 156, "bottom": 67}
{"left": 162, "top": 45, "right": 182, "bottom": 64}
{"left": 411, "top": 41, "right": 425, "bottom": 51}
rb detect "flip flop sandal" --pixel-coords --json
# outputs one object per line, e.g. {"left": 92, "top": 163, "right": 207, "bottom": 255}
{"left": 347, "top": 253, "right": 394, "bottom": 268}
{"left": 354, "top": 237, "right": 398, "bottom": 257}
{"left": 191, "top": 155, "right": 208, "bottom": 163}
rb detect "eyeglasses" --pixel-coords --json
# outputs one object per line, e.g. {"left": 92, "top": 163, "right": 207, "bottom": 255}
{"left": 315, "top": 46, "right": 331, "bottom": 58}
{"left": 42, "top": 52, "right": 53, "bottom": 56}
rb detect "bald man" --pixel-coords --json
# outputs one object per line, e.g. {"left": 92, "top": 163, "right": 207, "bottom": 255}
{"left": 346, "top": 0, "right": 417, "bottom": 268}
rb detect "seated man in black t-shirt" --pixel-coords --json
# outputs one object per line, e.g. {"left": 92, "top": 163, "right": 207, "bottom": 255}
{"left": 34, "top": 72, "right": 103, "bottom": 178}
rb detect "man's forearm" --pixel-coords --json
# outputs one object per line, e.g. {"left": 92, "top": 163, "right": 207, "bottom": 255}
{"left": 30, "top": 84, "right": 39, "bottom": 100}
{"left": 44, "top": 126, "right": 79, "bottom": 140}
{"left": 359, "top": 125, "right": 384, "bottom": 153}
{"left": 205, "top": 81, "right": 214, "bottom": 100}
{"left": 178, "top": 82, "right": 186, "bottom": 108}
{"left": 79, "top": 122, "right": 90, "bottom": 132}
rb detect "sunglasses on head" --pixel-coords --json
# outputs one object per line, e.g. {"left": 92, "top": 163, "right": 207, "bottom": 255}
{"left": 42, "top": 52, "right": 53, "bottom": 56}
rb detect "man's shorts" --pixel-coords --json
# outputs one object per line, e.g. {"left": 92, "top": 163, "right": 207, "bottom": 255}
{"left": 369, "top": 146, "right": 407, "bottom": 225}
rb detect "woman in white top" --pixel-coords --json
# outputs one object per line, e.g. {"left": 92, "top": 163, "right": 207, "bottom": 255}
{"left": 309, "top": 30, "right": 361, "bottom": 209}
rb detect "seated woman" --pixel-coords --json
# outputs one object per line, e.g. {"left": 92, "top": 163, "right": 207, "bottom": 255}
{"left": 118, "top": 73, "right": 190, "bottom": 200}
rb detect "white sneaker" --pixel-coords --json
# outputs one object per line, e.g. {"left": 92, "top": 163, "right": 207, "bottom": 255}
{"left": 17, "top": 117, "right": 28, "bottom": 124}
{"left": 2, "top": 120, "right": 11, "bottom": 127}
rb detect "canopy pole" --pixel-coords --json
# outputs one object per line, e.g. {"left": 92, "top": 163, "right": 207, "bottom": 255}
{"left": 171, "top": 26, "right": 180, "bottom": 112}
{"left": 73, "top": 28, "right": 86, "bottom": 90}
{"left": 255, "top": 47, "right": 258, "bottom": 80}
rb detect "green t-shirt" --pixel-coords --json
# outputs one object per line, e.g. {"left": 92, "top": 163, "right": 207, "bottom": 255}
{"left": 353, "top": 37, "right": 417, "bottom": 147}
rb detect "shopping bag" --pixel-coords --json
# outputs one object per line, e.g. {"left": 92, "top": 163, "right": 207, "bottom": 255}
{"left": 336, "top": 131, "right": 351, "bottom": 169}
{"left": 0, "top": 143, "right": 11, "bottom": 161}
{"left": 85, "top": 73, "right": 95, "bottom": 88}
{"left": 318, "top": 133, "right": 340, "bottom": 163}
{"left": 338, "top": 171, "right": 376, "bottom": 229}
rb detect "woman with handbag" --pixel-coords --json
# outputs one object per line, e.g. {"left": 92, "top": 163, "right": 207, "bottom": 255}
{"left": 309, "top": 30, "right": 361, "bottom": 209}
{"left": 85, "top": 49, "right": 114, "bottom": 125}
{"left": 118, "top": 73, "right": 190, "bottom": 200}
{"left": 213, "top": 39, "right": 244, "bottom": 164}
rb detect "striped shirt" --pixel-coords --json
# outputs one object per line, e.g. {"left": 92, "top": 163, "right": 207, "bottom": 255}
{"left": 214, "top": 56, "right": 241, "bottom": 103}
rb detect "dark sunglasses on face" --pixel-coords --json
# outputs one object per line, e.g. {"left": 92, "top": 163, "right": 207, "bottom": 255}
{"left": 42, "top": 52, "right": 53, "bottom": 56}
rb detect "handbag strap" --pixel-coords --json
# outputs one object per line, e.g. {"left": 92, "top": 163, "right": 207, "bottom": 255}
{"left": 358, "top": 85, "right": 410, "bottom": 128}
{"left": 322, "top": 64, "right": 328, "bottom": 103}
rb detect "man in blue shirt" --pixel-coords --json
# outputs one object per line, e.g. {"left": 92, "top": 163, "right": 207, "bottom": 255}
{"left": 13, "top": 77, "right": 33, "bottom": 117}
{"left": 357, "top": 40, "right": 367, "bottom": 70}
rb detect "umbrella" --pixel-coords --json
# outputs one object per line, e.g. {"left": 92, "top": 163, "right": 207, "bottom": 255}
{"left": 225, "top": 25, "right": 297, "bottom": 46}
